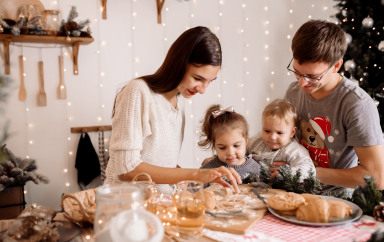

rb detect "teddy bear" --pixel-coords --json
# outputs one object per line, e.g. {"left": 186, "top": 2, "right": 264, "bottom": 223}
{"left": 299, "top": 118, "right": 331, "bottom": 168}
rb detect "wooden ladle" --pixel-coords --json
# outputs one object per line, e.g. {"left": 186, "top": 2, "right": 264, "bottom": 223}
{"left": 37, "top": 60, "right": 47, "bottom": 106}
{"left": 57, "top": 55, "right": 67, "bottom": 99}
{"left": 18, "top": 55, "right": 27, "bottom": 101}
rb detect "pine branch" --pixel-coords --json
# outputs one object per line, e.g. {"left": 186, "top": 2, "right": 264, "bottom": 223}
{"left": 0, "top": 145, "right": 49, "bottom": 191}
{"left": 260, "top": 164, "right": 322, "bottom": 194}
{"left": 67, "top": 6, "right": 79, "bottom": 22}
{"left": 351, "top": 176, "right": 383, "bottom": 215}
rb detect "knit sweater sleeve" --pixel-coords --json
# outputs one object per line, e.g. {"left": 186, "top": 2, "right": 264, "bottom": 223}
{"left": 108, "top": 79, "right": 152, "bottom": 177}
{"left": 280, "top": 140, "right": 316, "bottom": 179}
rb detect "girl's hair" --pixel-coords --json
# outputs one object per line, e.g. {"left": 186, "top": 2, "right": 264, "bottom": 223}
{"left": 199, "top": 105, "right": 249, "bottom": 149}
{"left": 140, "top": 26, "right": 222, "bottom": 93}
{"left": 292, "top": 20, "right": 347, "bottom": 65}
{"left": 262, "top": 99, "right": 297, "bottom": 126}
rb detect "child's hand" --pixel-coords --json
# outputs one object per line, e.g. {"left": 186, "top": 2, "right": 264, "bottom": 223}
{"left": 198, "top": 166, "right": 242, "bottom": 193}
{"left": 270, "top": 161, "right": 288, "bottom": 177}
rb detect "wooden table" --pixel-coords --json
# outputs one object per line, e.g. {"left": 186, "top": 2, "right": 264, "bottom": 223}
{"left": 53, "top": 213, "right": 381, "bottom": 242}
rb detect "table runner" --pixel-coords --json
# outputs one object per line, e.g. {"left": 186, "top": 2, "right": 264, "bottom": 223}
{"left": 204, "top": 214, "right": 382, "bottom": 242}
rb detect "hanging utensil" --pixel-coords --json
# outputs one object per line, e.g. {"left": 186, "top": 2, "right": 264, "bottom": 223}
{"left": 37, "top": 60, "right": 47, "bottom": 106}
{"left": 18, "top": 55, "right": 27, "bottom": 101}
{"left": 57, "top": 55, "right": 67, "bottom": 99}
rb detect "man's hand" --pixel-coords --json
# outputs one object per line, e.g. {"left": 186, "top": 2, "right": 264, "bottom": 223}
{"left": 270, "top": 161, "right": 288, "bottom": 178}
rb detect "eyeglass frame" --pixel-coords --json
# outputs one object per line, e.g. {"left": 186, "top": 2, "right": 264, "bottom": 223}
{"left": 286, "top": 58, "right": 334, "bottom": 84}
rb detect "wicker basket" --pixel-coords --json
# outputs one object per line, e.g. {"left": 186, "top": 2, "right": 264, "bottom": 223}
{"left": 0, "top": 0, "right": 45, "bottom": 20}
{"left": 61, "top": 188, "right": 96, "bottom": 225}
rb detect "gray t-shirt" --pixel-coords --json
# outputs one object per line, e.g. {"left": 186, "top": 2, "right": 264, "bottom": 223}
{"left": 285, "top": 76, "right": 383, "bottom": 169}
{"left": 201, "top": 156, "right": 260, "bottom": 182}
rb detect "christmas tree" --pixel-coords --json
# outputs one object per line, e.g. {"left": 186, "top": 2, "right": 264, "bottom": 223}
{"left": 333, "top": 0, "right": 384, "bottom": 128}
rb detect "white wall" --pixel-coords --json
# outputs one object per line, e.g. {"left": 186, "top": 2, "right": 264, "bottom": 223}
{"left": 1, "top": 0, "right": 336, "bottom": 208}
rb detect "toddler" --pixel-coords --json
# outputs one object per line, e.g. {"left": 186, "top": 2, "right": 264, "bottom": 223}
{"left": 199, "top": 105, "right": 260, "bottom": 183}
{"left": 248, "top": 99, "right": 315, "bottom": 178}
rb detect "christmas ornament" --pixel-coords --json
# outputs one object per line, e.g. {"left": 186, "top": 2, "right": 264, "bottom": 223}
{"left": 345, "top": 33, "right": 352, "bottom": 45}
{"left": 373, "top": 98, "right": 380, "bottom": 107}
{"left": 344, "top": 59, "right": 356, "bottom": 71}
{"left": 362, "top": 16, "right": 374, "bottom": 28}
{"left": 373, "top": 202, "right": 384, "bottom": 221}
{"left": 378, "top": 40, "right": 384, "bottom": 52}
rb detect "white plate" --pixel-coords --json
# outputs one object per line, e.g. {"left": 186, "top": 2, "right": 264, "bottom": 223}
{"left": 268, "top": 196, "right": 363, "bottom": 227}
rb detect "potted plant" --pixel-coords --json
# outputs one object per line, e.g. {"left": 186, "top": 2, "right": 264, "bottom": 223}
{"left": 0, "top": 74, "right": 49, "bottom": 219}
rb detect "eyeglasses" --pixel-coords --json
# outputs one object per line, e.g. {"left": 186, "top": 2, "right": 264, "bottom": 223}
{"left": 286, "top": 58, "right": 333, "bottom": 84}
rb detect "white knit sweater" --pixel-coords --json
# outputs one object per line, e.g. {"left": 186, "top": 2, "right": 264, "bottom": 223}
{"left": 105, "top": 79, "right": 185, "bottom": 184}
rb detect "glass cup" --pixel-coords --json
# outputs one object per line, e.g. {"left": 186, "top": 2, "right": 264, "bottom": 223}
{"left": 173, "top": 180, "right": 206, "bottom": 239}
{"left": 146, "top": 191, "right": 176, "bottom": 227}
{"left": 94, "top": 184, "right": 143, "bottom": 241}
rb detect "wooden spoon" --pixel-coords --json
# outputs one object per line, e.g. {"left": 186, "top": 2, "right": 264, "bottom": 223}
{"left": 18, "top": 55, "right": 27, "bottom": 101}
{"left": 57, "top": 55, "right": 67, "bottom": 99}
{"left": 37, "top": 60, "right": 47, "bottom": 106}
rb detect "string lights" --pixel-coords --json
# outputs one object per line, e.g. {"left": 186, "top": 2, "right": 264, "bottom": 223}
{"left": 3, "top": 0, "right": 338, "bottom": 206}
{"left": 239, "top": 0, "right": 249, "bottom": 116}
{"left": 187, "top": 0, "right": 200, "bottom": 167}
{"left": 263, "top": 1, "right": 272, "bottom": 104}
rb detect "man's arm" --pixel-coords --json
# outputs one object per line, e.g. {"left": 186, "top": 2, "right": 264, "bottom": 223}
{"left": 316, "top": 145, "right": 384, "bottom": 189}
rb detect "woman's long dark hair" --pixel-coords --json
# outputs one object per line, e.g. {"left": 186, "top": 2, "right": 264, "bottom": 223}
{"left": 140, "top": 26, "right": 222, "bottom": 93}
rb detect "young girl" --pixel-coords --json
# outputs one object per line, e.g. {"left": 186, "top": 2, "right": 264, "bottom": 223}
{"left": 248, "top": 99, "right": 315, "bottom": 179}
{"left": 199, "top": 105, "right": 260, "bottom": 183}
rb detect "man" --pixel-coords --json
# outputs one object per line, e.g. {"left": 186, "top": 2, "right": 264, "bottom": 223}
{"left": 284, "top": 20, "right": 384, "bottom": 192}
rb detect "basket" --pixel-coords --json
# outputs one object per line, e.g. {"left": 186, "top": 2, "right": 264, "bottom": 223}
{"left": 132, "top": 173, "right": 157, "bottom": 200}
{"left": 132, "top": 172, "right": 153, "bottom": 183}
{"left": 61, "top": 188, "right": 96, "bottom": 225}
{"left": 0, "top": 0, "right": 45, "bottom": 20}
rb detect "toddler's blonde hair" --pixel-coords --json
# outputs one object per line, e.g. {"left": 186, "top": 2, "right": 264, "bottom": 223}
{"left": 262, "top": 99, "right": 297, "bottom": 126}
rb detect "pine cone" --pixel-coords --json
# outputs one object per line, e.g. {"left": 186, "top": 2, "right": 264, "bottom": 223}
{"left": 373, "top": 202, "right": 384, "bottom": 222}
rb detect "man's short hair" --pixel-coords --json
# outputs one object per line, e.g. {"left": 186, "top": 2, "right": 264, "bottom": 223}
{"left": 292, "top": 20, "right": 347, "bottom": 65}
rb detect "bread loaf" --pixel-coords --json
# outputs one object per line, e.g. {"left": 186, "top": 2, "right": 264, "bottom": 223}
{"left": 296, "top": 196, "right": 329, "bottom": 223}
{"left": 328, "top": 200, "right": 353, "bottom": 220}
{"left": 296, "top": 195, "right": 353, "bottom": 223}
{"left": 267, "top": 192, "right": 306, "bottom": 211}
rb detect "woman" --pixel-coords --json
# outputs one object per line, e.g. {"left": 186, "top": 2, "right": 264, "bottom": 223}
{"left": 105, "top": 26, "right": 241, "bottom": 192}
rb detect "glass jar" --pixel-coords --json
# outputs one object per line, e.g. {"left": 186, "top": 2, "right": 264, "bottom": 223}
{"left": 94, "top": 184, "right": 144, "bottom": 241}
{"left": 109, "top": 208, "right": 164, "bottom": 242}
{"left": 43, "top": 9, "right": 60, "bottom": 35}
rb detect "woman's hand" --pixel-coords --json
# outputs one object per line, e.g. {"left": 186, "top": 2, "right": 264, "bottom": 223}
{"left": 197, "top": 166, "right": 242, "bottom": 193}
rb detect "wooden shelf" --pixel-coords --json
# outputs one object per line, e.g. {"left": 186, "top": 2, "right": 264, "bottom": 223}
{"left": 71, "top": 125, "right": 112, "bottom": 133}
{"left": 0, "top": 34, "right": 94, "bottom": 75}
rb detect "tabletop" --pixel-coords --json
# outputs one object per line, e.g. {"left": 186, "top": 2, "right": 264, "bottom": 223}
{"left": 65, "top": 213, "right": 381, "bottom": 242}
{"left": 0, "top": 208, "right": 381, "bottom": 242}
{"left": 1, "top": 186, "right": 383, "bottom": 242}
{"left": 202, "top": 214, "right": 381, "bottom": 242}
